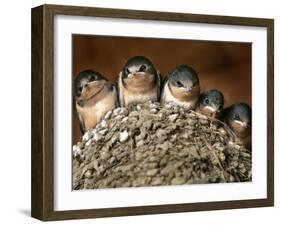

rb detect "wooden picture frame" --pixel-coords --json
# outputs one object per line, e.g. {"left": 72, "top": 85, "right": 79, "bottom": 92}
{"left": 31, "top": 4, "right": 274, "bottom": 221}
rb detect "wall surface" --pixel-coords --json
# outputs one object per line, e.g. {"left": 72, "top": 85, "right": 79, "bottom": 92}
{"left": 0, "top": 0, "right": 279, "bottom": 225}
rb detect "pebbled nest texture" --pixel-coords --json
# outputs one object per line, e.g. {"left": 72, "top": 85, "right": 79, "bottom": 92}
{"left": 73, "top": 101, "right": 252, "bottom": 190}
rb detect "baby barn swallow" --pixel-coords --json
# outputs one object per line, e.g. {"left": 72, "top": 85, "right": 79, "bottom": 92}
{"left": 75, "top": 70, "right": 118, "bottom": 134}
{"left": 197, "top": 89, "right": 224, "bottom": 118}
{"left": 117, "top": 56, "right": 161, "bottom": 107}
{"left": 161, "top": 65, "right": 200, "bottom": 110}
{"left": 224, "top": 103, "right": 252, "bottom": 148}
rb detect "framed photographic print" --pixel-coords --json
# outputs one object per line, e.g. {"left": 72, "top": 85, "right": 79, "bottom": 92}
{"left": 31, "top": 4, "right": 274, "bottom": 221}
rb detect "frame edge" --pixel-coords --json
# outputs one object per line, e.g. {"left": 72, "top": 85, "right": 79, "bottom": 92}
{"left": 266, "top": 19, "right": 274, "bottom": 207}
{"left": 31, "top": 4, "right": 55, "bottom": 221}
{"left": 42, "top": 3, "right": 273, "bottom": 26}
{"left": 31, "top": 5, "right": 44, "bottom": 220}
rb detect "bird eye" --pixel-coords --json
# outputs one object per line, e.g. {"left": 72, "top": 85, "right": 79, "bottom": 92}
{"left": 176, "top": 81, "right": 184, "bottom": 87}
{"left": 204, "top": 98, "right": 209, "bottom": 105}
{"left": 77, "top": 86, "right": 83, "bottom": 95}
{"left": 89, "top": 76, "right": 95, "bottom": 82}
{"left": 126, "top": 67, "right": 130, "bottom": 74}
{"left": 234, "top": 114, "right": 240, "bottom": 120}
{"left": 139, "top": 65, "right": 146, "bottom": 72}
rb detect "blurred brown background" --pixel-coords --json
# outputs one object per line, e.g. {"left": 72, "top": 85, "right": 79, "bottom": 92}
{"left": 72, "top": 35, "right": 251, "bottom": 144}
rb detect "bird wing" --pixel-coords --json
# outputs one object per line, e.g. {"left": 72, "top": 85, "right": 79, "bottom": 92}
{"left": 156, "top": 70, "right": 162, "bottom": 101}
{"left": 76, "top": 110, "right": 86, "bottom": 134}
{"left": 116, "top": 71, "right": 125, "bottom": 107}
{"left": 113, "top": 84, "right": 120, "bottom": 108}
{"left": 160, "top": 73, "right": 169, "bottom": 102}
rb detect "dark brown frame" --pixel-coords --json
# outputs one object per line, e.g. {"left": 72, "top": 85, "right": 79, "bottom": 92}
{"left": 31, "top": 4, "right": 274, "bottom": 221}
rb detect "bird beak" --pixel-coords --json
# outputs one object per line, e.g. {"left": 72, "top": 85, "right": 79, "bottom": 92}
{"left": 128, "top": 72, "right": 147, "bottom": 78}
{"left": 185, "top": 83, "right": 197, "bottom": 92}
{"left": 127, "top": 73, "right": 134, "bottom": 78}
{"left": 245, "top": 122, "right": 251, "bottom": 128}
{"left": 203, "top": 105, "right": 216, "bottom": 113}
{"left": 234, "top": 120, "right": 249, "bottom": 129}
{"left": 77, "top": 99, "right": 84, "bottom": 107}
{"left": 186, "top": 87, "right": 193, "bottom": 92}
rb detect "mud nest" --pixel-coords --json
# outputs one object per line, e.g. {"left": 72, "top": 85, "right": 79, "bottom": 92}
{"left": 73, "top": 101, "right": 252, "bottom": 190}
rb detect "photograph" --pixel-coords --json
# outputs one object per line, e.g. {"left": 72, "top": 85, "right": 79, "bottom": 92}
{"left": 72, "top": 35, "right": 252, "bottom": 190}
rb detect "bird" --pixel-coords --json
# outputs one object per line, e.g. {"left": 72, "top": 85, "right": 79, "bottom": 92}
{"left": 117, "top": 56, "right": 161, "bottom": 107}
{"left": 161, "top": 64, "right": 200, "bottom": 110}
{"left": 74, "top": 70, "right": 118, "bottom": 134}
{"left": 224, "top": 103, "right": 252, "bottom": 148}
{"left": 196, "top": 89, "right": 224, "bottom": 119}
